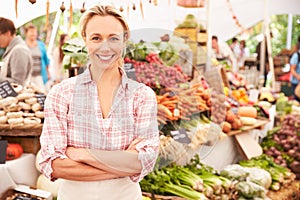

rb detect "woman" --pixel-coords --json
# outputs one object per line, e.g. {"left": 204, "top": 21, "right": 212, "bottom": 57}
{"left": 39, "top": 4, "right": 159, "bottom": 200}
{"left": 25, "top": 24, "right": 50, "bottom": 90}
{"left": 52, "top": 34, "right": 69, "bottom": 82}
{"left": 290, "top": 36, "right": 300, "bottom": 102}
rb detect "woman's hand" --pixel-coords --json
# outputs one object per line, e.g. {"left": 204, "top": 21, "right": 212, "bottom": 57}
{"left": 127, "top": 138, "right": 144, "bottom": 153}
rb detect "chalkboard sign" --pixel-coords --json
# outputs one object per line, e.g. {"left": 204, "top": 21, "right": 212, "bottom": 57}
{"left": 0, "top": 80, "right": 18, "bottom": 98}
{"left": 124, "top": 62, "right": 137, "bottom": 81}
{"left": 170, "top": 128, "right": 191, "bottom": 144}
{"left": 36, "top": 93, "right": 46, "bottom": 110}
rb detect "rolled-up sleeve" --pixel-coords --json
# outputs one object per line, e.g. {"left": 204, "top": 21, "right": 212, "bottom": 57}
{"left": 131, "top": 86, "right": 159, "bottom": 182}
{"left": 39, "top": 84, "right": 69, "bottom": 180}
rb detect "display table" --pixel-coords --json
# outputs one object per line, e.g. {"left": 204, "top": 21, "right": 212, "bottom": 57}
{"left": 0, "top": 153, "right": 38, "bottom": 198}
{"left": 198, "top": 106, "right": 275, "bottom": 170}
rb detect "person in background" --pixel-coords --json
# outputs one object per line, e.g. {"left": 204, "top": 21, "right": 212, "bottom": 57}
{"left": 0, "top": 17, "right": 32, "bottom": 85}
{"left": 52, "top": 34, "right": 69, "bottom": 82}
{"left": 289, "top": 35, "right": 300, "bottom": 102}
{"left": 25, "top": 24, "right": 50, "bottom": 90}
{"left": 237, "top": 40, "right": 250, "bottom": 68}
{"left": 211, "top": 35, "right": 237, "bottom": 71}
{"left": 39, "top": 4, "right": 159, "bottom": 199}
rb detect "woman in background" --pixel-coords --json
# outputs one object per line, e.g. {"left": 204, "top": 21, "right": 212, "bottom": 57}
{"left": 25, "top": 24, "right": 50, "bottom": 90}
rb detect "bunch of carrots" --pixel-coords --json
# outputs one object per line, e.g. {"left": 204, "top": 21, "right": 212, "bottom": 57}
{"left": 157, "top": 83, "right": 211, "bottom": 125}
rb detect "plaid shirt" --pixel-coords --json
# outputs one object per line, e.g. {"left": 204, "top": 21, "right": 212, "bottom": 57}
{"left": 39, "top": 67, "right": 159, "bottom": 182}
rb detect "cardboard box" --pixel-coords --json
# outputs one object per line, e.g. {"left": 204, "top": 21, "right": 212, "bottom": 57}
{"left": 1, "top": 185, "right": 52, "bottom": 200}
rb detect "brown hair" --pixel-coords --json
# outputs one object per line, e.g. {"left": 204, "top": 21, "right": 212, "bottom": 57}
{"left": 0, "top": 17, "right": 16, "bottom": 35}
{"left": 79, "top": 4, "right": 129, "bottom": 40}
{"left": 24, "top": 23, "right": 37, "bottom": 33}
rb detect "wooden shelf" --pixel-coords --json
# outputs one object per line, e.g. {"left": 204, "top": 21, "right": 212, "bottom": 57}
{"left": 0, "top": 124, "right": 42, "bottom": 136}
{"left": 227, "top": 118, "right": 269, "bottom": 136}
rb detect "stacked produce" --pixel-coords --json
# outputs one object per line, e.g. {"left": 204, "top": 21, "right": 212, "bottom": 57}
{"left": 141, "top": 155, "right": 236, "bottom": 200}
{"left": 261, "top": 114, "right": 300, "bottom": 179}
{"left": 125, "top": 54, "right": 189, "bottom": 89}
{"left": 158, "top": 116, "right": 226, "bottom": 166}
{"left": 0, "top": 84, "right": 44, "bottom": 128}
{"left": 238, "top": 155, "right": 296, "bottom": 191}
{"left": 142, "top": 153, "right": 297, "bottom": 200}
{"left": 156, "top": 84, "right": 211, "bottom": 125}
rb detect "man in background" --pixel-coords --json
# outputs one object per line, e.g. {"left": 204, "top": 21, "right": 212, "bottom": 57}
{"left": 211, "top": 35, "right": 237, "bottom": 71}
{"left": 0, "top": 17, "right": 32, "bottom": 85}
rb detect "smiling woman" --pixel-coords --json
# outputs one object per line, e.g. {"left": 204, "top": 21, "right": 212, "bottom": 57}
{"left": 39, "top": 4, "right": 159, "bottom": 200}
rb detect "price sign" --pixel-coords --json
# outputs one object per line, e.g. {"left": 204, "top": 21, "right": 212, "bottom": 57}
{"left": 124, "top": 62, "right": 137, "bottom": 81}
{"left": 0, "top": 81, "right": 18, "bottom": 98}
{"left": 36, "top": 93, "right": 46, "bottom": 110}
{"left": 170, "top": 128, "right": 191, "bottom": 144}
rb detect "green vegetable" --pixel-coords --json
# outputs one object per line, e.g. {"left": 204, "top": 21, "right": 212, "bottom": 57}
{"left": 163, "top": 183, "right": 207, "bottom": 200}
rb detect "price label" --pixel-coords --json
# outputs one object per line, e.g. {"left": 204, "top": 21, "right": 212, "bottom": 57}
{"left": 0, "top": 81, "right": 18, "bottom": 98}
{"left": 35, "top": 93, "right": 46, "bottom": 110}
{"left": 170, "top": 128, "right": 191, "bottom": 144}
{"left": 124, "top": 62, "right": 137, "bottom": 81}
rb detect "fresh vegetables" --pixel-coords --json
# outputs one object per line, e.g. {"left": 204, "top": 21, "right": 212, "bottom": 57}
{"left": 239, "top": 154, "right": 296, "bottom": 191}
{"left": 261, "top": 114, "right": 300, "bottom": 178}
{"left": 240, "top": 116, "right": 257, "bottom": 126}
{"left": 156, "top": 84, "right": 211, "bottom": 125}
{"left": 237, "top": 106, "right": 258, "bottom": 118}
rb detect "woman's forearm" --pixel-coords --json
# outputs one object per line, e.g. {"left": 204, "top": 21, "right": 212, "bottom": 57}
{"left": 66, "top": 147, "right": 141, "bottom": 177}
{"left": 51, "top": 157, "right": 120, "bottom": 181}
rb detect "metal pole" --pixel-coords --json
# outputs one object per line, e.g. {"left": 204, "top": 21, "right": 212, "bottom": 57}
{"left": 47, "top": 11, "right": 62, "bottom": 55}
{"left": 205, "top": 0, "right": 212, "bottom": 71}
{"left": 286, "top": 13, "right": 293, "bottom": 50}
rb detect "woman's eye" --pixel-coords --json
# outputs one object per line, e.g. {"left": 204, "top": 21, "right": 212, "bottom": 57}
{"left": 91, "top": 36, "right": 101, "bottom": 41}
{"left": 110, "top": 37, "right": 120, "bottom": 42}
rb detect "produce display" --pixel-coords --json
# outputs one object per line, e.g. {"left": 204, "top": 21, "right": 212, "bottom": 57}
{"left": 141, "top": 154, "right": 297, "bottom": 200}
{"left": 261, "top": 114, "right": 300, "bottom": 179}
{"left": 0, "top": 83, "right": 45, "bottom": 128}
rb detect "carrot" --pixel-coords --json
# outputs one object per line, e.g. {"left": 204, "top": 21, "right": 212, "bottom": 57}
{"left": 157, "top": 116, "right": 167, "bottom": 124}
{"left": 179, "top": 116, "right": 191, "bottom": 121}
{"left": 157, "top": 104, "right": 173, "bottom": 118}
{"left": 161, "top": 100, "right": 178, "bottom": 105}
{"left": 191, "top": 83, "right": 203, "bottom": 89}
{"left": 15, "top": 0, "right": 18, "bottom": 18}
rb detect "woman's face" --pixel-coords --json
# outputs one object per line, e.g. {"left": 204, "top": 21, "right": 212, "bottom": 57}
{"left": 84, "top": 15, "right": 125, "bottom": 70}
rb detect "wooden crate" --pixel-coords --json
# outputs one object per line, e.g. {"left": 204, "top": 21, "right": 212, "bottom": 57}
{"left": 0, "top": 127, "right": 42, "bottom": 154}
{"left": 1, "top": 136, "right": 41, "bottom": 154}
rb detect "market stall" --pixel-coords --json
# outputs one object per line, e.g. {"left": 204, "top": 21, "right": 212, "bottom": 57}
{"left": 1, "top": 1, "right": 300, "bottom": 199}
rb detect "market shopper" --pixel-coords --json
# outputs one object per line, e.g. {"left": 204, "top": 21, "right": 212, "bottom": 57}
{"left": 0, "top": 17, "right": 32, "bottom": 85}
{"left": 211, "top": 35, "right": 237, "bottom": 71}
{"left": 289, "top": 35, "right": 300, "bottom": 102}
{"left": 39, "top": 4, "right": 159, "bottom": 200}
{"left": 25, "top": 24, "right": 50, "bottom": 91}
